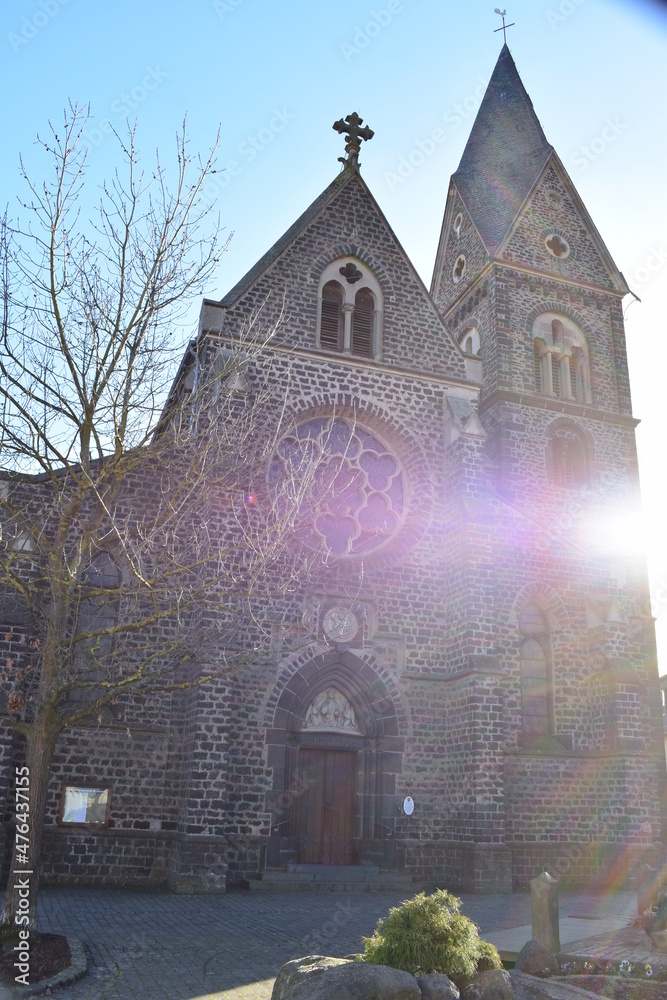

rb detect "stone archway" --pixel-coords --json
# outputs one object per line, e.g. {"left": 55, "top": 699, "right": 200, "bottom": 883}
{"left": 265, "top": 651, "right": 403, "bottom": 870}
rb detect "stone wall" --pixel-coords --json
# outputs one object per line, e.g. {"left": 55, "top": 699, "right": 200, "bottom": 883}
{"left": 0, "top": 112, "right": 662, "bottom": 896}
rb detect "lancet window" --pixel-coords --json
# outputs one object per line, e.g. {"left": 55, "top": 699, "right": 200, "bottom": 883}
{"left": 519, "top": 604, "right": 554, "bottom": 740}
{"left": 532, "top": 314, "right": 591, "bottom": 404}
{"left": 317, "top": 258, "right": 382, "bottom": 359}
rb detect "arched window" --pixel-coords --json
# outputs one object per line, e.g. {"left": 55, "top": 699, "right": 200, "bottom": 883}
{"left": 460, "top": 326, "right": 480, "bottom": 356}
{"left": 532, "top": 314, "right": 591, "bottom": 404}
{"left": 519, "top": 604, "right": 553, "bottom": 739}
{"left": 534, "top": 340, "right": 544, "bottom": 393}
{"left": 76, "top": 553, "right": 120, "bottom": 661}
{"left": 569, "top": 346, "right": 586, "bottom": 403}
{"left": 70, "top": 552, "right": 121, "bottom": 717}
{"left": 317, "top": 258, "right": 382, "bottom": 359}
{"left": 352, "top": 288, "right": 374, "bottom": 357}
{"left": 551, "top": 319, "right": 564, "bottom": 347}
{"left": 320, "top": 281, "right": 343, "bottom": 351}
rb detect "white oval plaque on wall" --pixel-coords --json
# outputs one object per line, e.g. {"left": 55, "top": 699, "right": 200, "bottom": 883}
{"left": 403, "top": 796, "right": 414, "bottom": 816}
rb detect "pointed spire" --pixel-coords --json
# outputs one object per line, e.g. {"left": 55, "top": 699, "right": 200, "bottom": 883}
{"left": 453, "top": 44, "right": 553, "bottom": 252}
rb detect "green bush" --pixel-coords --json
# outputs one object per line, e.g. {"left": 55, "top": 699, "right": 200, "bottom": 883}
{"left": 475, "top": 937, "right": 503, "bottom": 976}
{"left": 362, "top": 889, "right": 502, "bottom": 989}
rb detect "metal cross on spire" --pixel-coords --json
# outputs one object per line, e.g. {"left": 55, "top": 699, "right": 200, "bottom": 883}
{"left": 494, "top": 8, "right": 515, "bottom": 44}
{"left": 333, "top": 112, "right": 374, "bottom": 170}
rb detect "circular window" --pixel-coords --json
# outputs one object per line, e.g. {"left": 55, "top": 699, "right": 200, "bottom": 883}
{"left": 547, "top": 191, "right": 562, "bottom": 209}
{"left": 545, "top": 234, "right": 570, "bottom": 259}
{"left": 452, "top": 255, "right": 466, "bottom": 284}
{"left": 453, "top": 212, "right": 463, "bottom": 236}
{"left": 268, "top": 417, "right": 404, "bottom": 558}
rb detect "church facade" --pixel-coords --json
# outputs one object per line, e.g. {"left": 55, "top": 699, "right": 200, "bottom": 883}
{"left": 1, "top": 46, "right": 664, "bottom": 894}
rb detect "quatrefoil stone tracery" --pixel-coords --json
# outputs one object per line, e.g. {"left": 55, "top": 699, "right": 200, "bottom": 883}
{"left": 269, "top": 417, "right": 404, "bottom": 557}
{"left": 545, "top": 234, "right": 570, "bottom": 259}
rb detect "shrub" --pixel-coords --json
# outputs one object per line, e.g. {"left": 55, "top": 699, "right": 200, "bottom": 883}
{"left": 476, "top": 937, "right": 503, "bottom": 976}
{"left": 362, "top": 889, "right": 502, "bottom": 989}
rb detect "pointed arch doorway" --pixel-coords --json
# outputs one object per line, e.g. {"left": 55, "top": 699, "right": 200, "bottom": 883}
{"left": 265, "top": 651, "right": 404, "bottom": 872}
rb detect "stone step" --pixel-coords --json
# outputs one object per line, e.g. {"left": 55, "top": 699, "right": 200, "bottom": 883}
{"left": 287, "top": 863, "right": 380, "bottom": 877}
{"left": 241, "top": 868, "right": 418, "bottom": 892}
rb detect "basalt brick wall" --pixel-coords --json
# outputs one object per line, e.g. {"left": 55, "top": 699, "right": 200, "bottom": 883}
{"left": 501, "top": 164, "right": 618, "bottom": 294}
{"left": 2, "top": 382, "right": 660, "bottom": 894}
{"left": 0, "top": 134, "right": 662, "bottom": 895}
{"left": 432, "top": 187, "right": 492, "bottom": 314}
{"left": 213, "top": 170, "right": 468, "bottom": 382}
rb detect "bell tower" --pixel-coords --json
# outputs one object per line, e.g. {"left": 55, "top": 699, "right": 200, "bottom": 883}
{"left": 431, "top": 44, "right": 665, "bottom": 885}
{"left": 432, "top": 43, "right": 633, "bottom": 490}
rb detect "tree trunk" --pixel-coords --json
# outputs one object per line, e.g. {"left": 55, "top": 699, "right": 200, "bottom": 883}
{"left": 1, "top": 709, "right": 60, "bottom": 930}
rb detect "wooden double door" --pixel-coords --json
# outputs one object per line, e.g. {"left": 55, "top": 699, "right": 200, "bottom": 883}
{"left": 295, "top": 748, "right": 357, "bottom": 865}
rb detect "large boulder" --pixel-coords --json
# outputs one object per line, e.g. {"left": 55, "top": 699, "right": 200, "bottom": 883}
{"left": 417, "top": 971, "right": 460, "bottom": 998}
{"left": 271, "top": 954, "right": 421, "bottom": 1000}
{"left": 272, "top": 956, "right": 349, "bottom": 1000}
{"left": 461, "top": 969, "right": 526, "bottom": 1000}
{"left": 513, "top": 940, "right": 559, "bottom": 978}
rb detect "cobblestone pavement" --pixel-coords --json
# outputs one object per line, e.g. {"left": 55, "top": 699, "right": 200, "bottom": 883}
{"left": 6, "top": 885, "right": 641, "bottom": 999}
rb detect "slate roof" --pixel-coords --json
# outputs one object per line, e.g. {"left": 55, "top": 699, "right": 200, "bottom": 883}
{"left": 453, "top": 44, "right": 553, "bottom": 253}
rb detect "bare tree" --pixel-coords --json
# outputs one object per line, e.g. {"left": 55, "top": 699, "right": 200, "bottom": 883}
{"left": 0, "top": 105, "right": 321, "bottom": 928}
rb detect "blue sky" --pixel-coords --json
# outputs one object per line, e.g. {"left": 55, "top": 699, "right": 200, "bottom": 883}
{"left": 2, "top": 0, "right": 667, "bottom": 667}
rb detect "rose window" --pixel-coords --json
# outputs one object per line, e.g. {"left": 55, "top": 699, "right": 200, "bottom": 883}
{"left": 268, "top": 417, "right": 404, "bottom": 557}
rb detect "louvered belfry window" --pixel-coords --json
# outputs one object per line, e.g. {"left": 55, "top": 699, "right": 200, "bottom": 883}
{"left": 532, "top": 315, "right": 591, "bottom": 404}
{"left": 320, "top": 281, "right": 343, "bottom": 350}
{"left": 318, "top": 260, "right": 381, "bottom": 358}
{"left": 569, "top": 362, "right": 578, "bottom": 400}
{"left": 534, "top": 342, "right": 543, "bottom": 392}
{"left": 352, "top": 288, "right": 374, "bottom": 357}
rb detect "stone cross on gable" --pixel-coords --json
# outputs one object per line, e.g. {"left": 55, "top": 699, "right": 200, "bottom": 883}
{"left": 333, "top": 112, "right": 374, "bottom": 169}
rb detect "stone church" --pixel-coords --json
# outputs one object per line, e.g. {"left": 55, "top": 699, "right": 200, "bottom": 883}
{"left": 2, "top": 45, "right": 665, "bottom": 894}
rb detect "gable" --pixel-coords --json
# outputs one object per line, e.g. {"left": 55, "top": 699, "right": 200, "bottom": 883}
{"left": 497, "top": 156, "right": 627, "bottom": 293}
{"left": 207, "top": 169, "right": 468, "bottom": 382}
{"left": 431, "top": 183, "right": 492, "bottom": 313}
